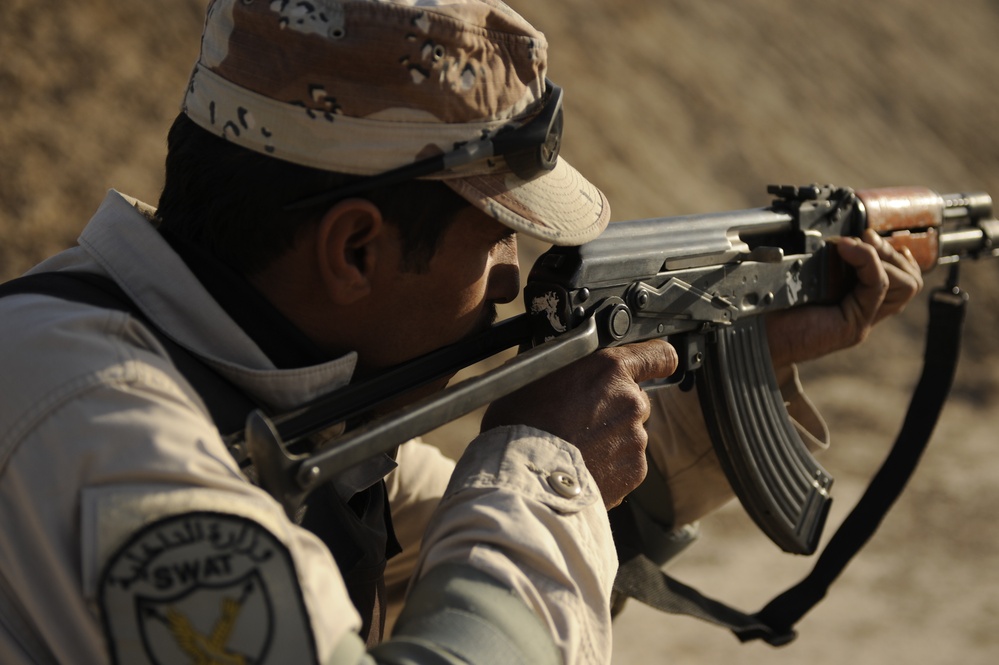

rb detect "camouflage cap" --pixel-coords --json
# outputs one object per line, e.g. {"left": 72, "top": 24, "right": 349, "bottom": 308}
{"left": 182, "top": 0, "right": 610, "bottom": 245}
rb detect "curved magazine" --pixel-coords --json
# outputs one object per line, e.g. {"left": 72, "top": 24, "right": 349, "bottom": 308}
{"left": 696, "top": 318, "right": 833, "bottom": 554}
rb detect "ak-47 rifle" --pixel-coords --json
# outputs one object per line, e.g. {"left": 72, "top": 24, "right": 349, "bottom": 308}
{"left": 234, "top": 184, "right": 998, "bottom": 560}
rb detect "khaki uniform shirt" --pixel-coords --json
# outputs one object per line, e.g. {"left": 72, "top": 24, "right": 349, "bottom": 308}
{"left": 0, "top": 192, "right": 616, "bottom": 664}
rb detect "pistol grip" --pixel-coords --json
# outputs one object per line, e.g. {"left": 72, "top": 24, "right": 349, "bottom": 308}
{"left": 696, "top": 318, "right": 833, "bottom": 555}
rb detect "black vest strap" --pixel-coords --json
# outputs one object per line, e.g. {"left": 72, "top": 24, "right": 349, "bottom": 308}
{"left": 613, "top": 279, "right": 969, "bottom": 646}
{"left": 1, "top": 270, "right": 397, "bottom": 643}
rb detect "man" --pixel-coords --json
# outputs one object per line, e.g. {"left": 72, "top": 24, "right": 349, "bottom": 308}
{"left": 0, "top": 1, "right": 921, "bottom": 663}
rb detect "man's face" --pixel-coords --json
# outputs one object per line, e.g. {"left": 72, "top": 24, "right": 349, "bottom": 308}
{"left": 353, "top": 205, "right": 520, "bottom": 378}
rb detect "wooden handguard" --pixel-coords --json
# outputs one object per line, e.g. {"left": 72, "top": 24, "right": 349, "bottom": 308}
{"left": 857, "top": 186, "right": 944, "bottom": 271}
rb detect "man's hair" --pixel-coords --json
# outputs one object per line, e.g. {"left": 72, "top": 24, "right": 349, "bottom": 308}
{"left": 156, "top": 114, "right": 470, "bottom": 276}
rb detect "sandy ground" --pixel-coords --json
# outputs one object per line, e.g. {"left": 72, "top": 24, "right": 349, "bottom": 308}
{"left": 2, "top": 1, "right": 998, "bottom": 663}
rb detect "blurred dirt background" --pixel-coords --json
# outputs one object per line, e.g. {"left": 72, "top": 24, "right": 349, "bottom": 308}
{"left": 1, "top": 1, "right": 997, "bottom": 663}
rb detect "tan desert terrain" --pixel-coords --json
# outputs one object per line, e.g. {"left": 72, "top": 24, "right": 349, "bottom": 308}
{"left": 2, "top": 1, "right": 997, "bottom": 663}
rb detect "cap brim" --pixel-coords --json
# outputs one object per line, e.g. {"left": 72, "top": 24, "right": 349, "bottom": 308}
{"left": 444, "top": 157, "right": 610, "bottom": 246}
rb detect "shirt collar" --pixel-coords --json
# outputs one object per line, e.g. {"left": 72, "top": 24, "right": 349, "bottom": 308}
{"left": 158, "top": 227, "right": 330, "bottom": 370}
{"left": 77, "top": 190, "right": 359, "bottom": 412}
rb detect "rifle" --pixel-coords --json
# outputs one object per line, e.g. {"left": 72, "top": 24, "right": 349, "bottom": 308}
{"left": 234, "top": 184, "right": 998, "bottom": 557}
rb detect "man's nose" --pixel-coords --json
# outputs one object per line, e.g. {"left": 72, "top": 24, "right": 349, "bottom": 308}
{"left": 487, "top": 262, "right": 521, "bottom": 304}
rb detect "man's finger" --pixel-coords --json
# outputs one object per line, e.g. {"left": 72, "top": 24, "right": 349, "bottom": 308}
{"left": 831, "top": 236, "right": 888, "bottom": 324}
{"left": 834, "top": 235, "right": 889, "bottom": 284}
{"left": 856, "top": 229, "right": 924, "bottom": 322}
{"left": 610, "top": 339, "right": 679, "bottom": 384}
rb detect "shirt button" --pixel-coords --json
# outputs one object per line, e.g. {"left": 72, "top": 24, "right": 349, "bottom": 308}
{"left": 547, "top": 471, "right": 582, "bottom": 498}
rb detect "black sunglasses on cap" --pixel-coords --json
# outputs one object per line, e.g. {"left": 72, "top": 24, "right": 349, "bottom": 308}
{"left": 284, "top": 79, "right": 564, "bottom": 211}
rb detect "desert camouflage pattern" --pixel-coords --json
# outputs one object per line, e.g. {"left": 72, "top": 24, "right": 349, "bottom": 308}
{"left": 183, "top": 0, "right": 610, "bottom": 245}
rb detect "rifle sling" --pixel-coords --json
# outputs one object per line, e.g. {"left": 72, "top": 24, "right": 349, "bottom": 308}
{"left": 613, "top": 280, "right": 968, "bottom": 647}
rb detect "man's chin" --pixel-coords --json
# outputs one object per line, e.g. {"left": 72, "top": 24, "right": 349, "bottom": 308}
{"left": 363, "top": 305, "right": 499, "bottom": 418}
{"left": 467, "top": 306, "right": 500, "bottom": 342}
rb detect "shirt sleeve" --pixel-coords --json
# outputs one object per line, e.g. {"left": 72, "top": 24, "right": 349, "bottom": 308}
{"left": 408, "top": 425, "right": 619, "bottom": 665}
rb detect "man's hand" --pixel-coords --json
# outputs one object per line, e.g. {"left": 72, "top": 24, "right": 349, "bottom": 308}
{"left": 482, "top": 339, "right": 678, "bottom": 509}
{"left": 766, "top": 229, "right": 924, "bottom": 368}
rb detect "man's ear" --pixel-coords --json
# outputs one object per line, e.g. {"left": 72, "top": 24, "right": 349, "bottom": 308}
{"left": 314, "top": 199, "right": 385, "bottom": 304}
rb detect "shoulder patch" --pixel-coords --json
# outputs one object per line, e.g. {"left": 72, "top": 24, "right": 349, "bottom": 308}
{"left": 99, "top": 511, "right": 318, "bottom": 664}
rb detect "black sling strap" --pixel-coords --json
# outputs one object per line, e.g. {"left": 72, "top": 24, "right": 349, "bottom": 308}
{"left": 613, "top": 276, "right": 969, "bottom": 646}
{"left": 0, "top": 271, "right": 259, "bottom": 435}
